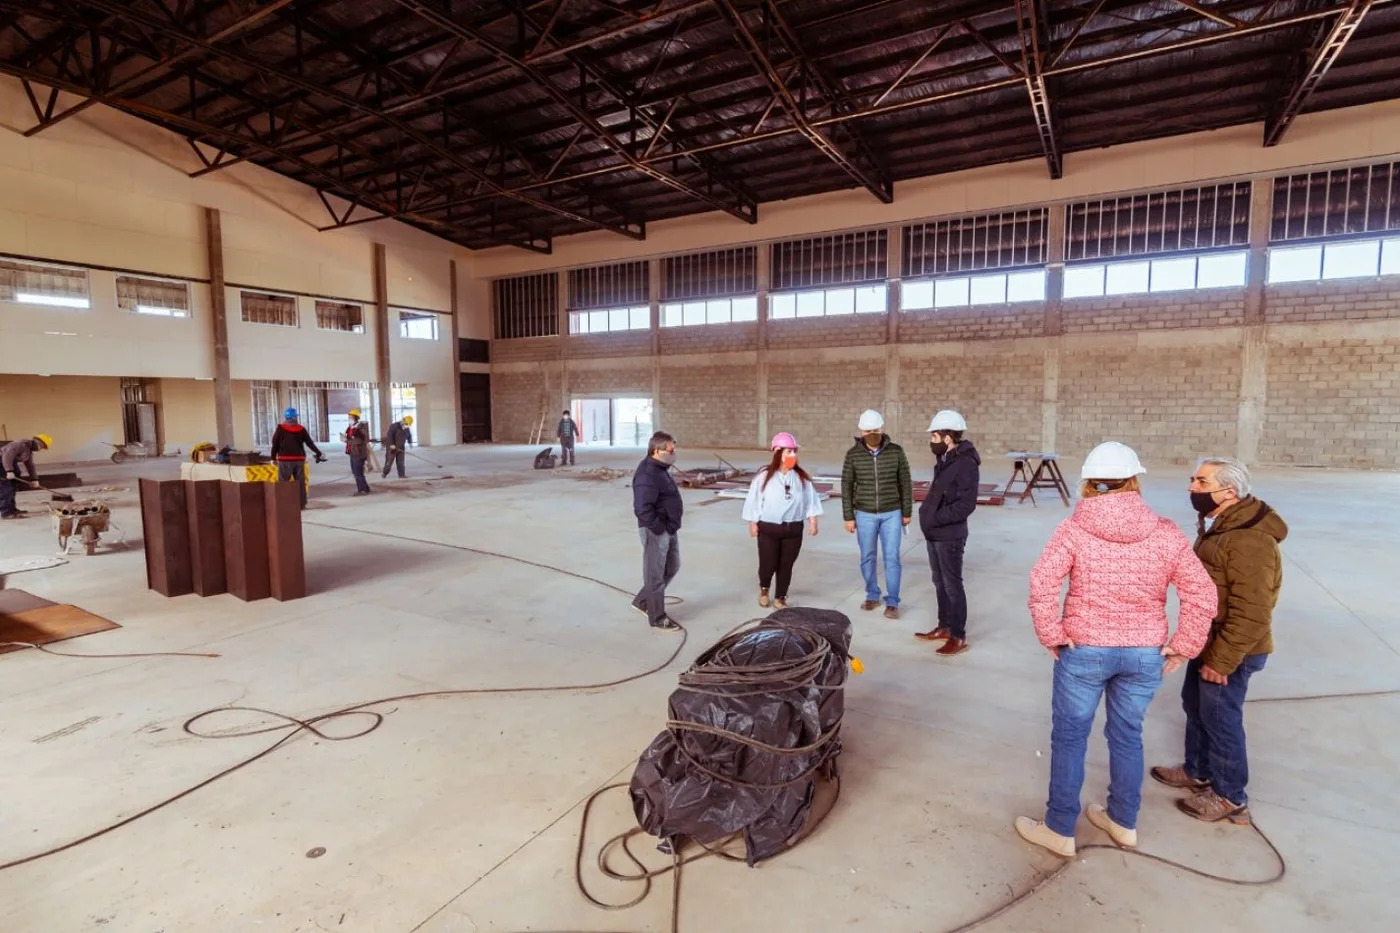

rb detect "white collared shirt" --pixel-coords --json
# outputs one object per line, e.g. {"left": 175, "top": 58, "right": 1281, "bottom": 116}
{"left": 742, "top": 468, "right": 824, "bottom": 524}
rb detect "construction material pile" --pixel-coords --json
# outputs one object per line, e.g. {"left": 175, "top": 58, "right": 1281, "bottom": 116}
{"left": 630, "top": 607, "right": 852, "bottom": 865}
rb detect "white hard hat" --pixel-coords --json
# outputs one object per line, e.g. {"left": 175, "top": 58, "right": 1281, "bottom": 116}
{"left": 927, "top": 410, "right": 967, "bottom": 433}
{"left": 857, "top": 409, "right": 885, "bottom": 431}
{"left": 1081, "top": 441, "right": 1147, "bottom": 481}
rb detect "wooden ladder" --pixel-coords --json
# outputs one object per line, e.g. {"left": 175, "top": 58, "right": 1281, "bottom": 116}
{"left": 528, "top": 364, "right": 552, "bottom": 445}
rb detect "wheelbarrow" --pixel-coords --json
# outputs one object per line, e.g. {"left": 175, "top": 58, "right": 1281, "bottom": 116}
{"left": 49, "top": 500, "right": 123, "bottom": 556}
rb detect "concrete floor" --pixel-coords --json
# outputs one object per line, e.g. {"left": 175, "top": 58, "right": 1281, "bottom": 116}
{"left": 1, "top": 444, "right": 1397, "bottom": 933}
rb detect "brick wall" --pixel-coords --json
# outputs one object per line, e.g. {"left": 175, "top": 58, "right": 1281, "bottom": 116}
{"left": 1058, "top": 342, "right": 1241, "bottom": 465}
{"left": 1260, "top": 337, "right": 1400, "bottom": 468}
{"left": 1061, "top": 290, "right": 1246, "bottom": 333}
{"left": 1265, "top": 279, "right": 1400, "bottom": 324}
{"left": 569, "top": 363, "right": 652, "bottom": 396}
{"left": 568, "top": 329, "right": 652, "bottom": 359}
{"left": 899, "top": 302, "right": 1044, "bottom": 342}
{"left": 768, "top": 313, "right": 887, "bottom": 350}
{"left": 491, "top": 337, "right": 561, "bottom": 363}
{"left": 491, "top": 369, "right": 549, "bottom": 442}
{"left": 900, "top": 351, "right": 1045, "bottom": 460}
{"left": 657, "top": 363, "right": 758, "bottom": 449}
{"left": 768, "top": 359, "right": 886, "bottom": 453}
{"left": 659, "top": 322, "right": 759, "bottom": 355}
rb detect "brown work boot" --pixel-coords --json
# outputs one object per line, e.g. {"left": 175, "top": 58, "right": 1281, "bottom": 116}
{"left": 1175, "top": 789, "right": 1248, "bottom": 823}
{"left": 935, "top": 637, "right": 969, "bottom": 657}
{"left": 758, "top": 588, "right": 770, "bottom": 608}
{"left": 883, "top": 605, "right": 899, "bottom": 620}
{"left": 915, "top": 627, "right": 951, "bottom": 642}
{"left": 1150, "top": 764, "right": 1210, "bottom": 791}
{"left": 860, "top": 600, "right": 880, "bottom": 611}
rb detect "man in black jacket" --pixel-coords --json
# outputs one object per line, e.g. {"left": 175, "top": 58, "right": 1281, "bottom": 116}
{"left": 381, "top": 415, "right": 414, "bottom": 479}
{"left": 557, "top": 410, "right": 578, "bottom": 466}
{"left": 270, "top": 408, "right": 325, "bottom": 509}
{"left": 915, "top": 410, "right": 980, "bottom": 656}
{"left": 631, "top": 431, "right": 682, "bottom": 631}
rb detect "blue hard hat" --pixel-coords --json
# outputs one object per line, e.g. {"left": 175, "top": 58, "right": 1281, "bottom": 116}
{"left": 284, "top": 408, "right": 298, "bottom": 420}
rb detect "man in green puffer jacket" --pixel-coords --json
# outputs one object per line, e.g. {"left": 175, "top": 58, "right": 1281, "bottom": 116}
{"left": 841, "top": 409, "right": 913, "bottom": 619}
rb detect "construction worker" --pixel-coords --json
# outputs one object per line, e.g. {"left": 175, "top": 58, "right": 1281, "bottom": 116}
{"left": 557, "top": 410, "right": 578, "bottom": 466}
{"left": 344, "top": 408, "right": 372, "bottom": 496}
{"left": 915, "top": 410, "right": 981, "bottom": 657}
{"left": 1, "top": 434, "right": 51, "bottom": 520}
{"left": 382, "top": 414, "right": 414, "bottom": 479}
{"left": 270, "top": 408, "right": 324, "bottom": 509}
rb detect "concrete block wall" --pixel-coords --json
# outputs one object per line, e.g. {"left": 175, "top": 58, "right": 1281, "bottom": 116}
{"left": 1265, "top": 279, "right": 1400, "bottom": 325}
{"left": 569, "top": 330, "right": 652, "bottom": 359}
{"left": 900, "top": 348, "right": 1045, "bottom": 460}
{"left": 900, "top": 303, "right": 1044, "bottom": 342}
{"left": 491, "top": 337, "right": 561, "bottom": 363}
{"left": 659, "top": 322, "right": 758, "bottom": 355}
{"left": 491, "top": 370, "right": 549, "bottom": 443}
{"left": 657, "top": 362, "right": 758, "bottom": 449}
{"left": 569, "top": 362, "right": 652, "bottom": 397}
{"left": 1060, "top": 290, "right": 1247, "bottom": 333}
{"left": 767, "top": 356, "right": 886, "bottom": 453}
{"left": 768, "top": 314, "right": 886, "bottom": 350}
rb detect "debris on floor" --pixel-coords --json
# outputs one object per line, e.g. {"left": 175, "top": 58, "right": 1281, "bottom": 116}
{"left": 575, "top": 467, "right": 631, "bottom": 481}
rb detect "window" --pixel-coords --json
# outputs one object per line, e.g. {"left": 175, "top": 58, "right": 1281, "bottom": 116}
{"left": 240, "top": 290, "right": 298, "bottom": 326}
{"left": 398, "top": 309, "right": 439, "bottom": 340}
{"left": 661, "top": 296, "right": 757, "bottom": 327}
{"left": 1066, "top": 182, "right": 1251, "bottom": 260}
{"left": 904, "top": 209, "right": 1049, "bottom": 277}
{"left": 769, "top": 284, "right": 886, "bottom": 319}
{"left": 1268, "top": 237, "right": 1400, "bottom": 284}
{"left": 316, "top": 299, "right": 363, "bottom": 333}
{"left": 771, "top": 229, "right": 887, "bottom": 289}
{"left": 662, "top": 247, "right": 757, "bottom": 303}
{"left": 116, "top": 274, "right": 189, "bottom": 316}
{"left": 0, "top": 258, "right": 90, "bottom": 308}
{"left": 569, "top": 305, "right": 649, "bottom": 334}
{"left": 1063, "top": 251, "right": 1247, "bottom": 298}
{"left": 1272, "top": 161, "right": 1400, "bottom": 242}
{"left": 902, "top": 269, "right": 1046, "bottom": 311}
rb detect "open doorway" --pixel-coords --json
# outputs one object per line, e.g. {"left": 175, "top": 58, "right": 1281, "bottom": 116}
{"left": 571, "top": 397, "right": 653, "bottom": 447}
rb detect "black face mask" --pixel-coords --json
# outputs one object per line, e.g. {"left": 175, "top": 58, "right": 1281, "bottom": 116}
{"left": 1190, "top": 491, "right": 1219, "bottom": 515}
{"left": 930, "top": 439, "right": 949, "bottom": 457}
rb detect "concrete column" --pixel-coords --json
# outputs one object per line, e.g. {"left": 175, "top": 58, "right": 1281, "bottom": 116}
{"left": 372, "top": 243, "right": 393, "bottom": 438}
{"left": 204, "top": 207, "right": 235, "bottom": 448}
{"left": 649, "top": 259, "right": 662, "bottom": 431}
{"left": 884, "top": 224, "right": 902, "bottom": 439}
{"left": 1237, "top": 181, "right": 1274, "bottom": 464}
{"left": 449, "top": 259, "right": 462, "bottom": 445}
{"left": 1044, "top": 204, "right": 1065, "bottom": 337}
{"left": 1042, "top": 340, "right": 1060, "bottom": 455}
{"left": 756, "top": 242, "right": 771, "bottom": 447}
{"left": 556, "top": 270, "right": 570, "bottom": 414}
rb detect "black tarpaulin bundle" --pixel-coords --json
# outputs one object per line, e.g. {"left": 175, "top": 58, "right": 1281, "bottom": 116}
{"left": 629, "top": 607, "right": 852, "bottom": 865}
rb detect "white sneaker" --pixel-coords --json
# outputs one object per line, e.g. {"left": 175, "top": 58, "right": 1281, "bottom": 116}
{"left": 1014, "top": 817, "right": 1076, "bottom": 858}
{"left": 1086, "top": 804, "right": 1137, "bottom": 848}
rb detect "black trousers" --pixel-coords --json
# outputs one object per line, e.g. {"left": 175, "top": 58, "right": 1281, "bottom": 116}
{"left": 560, "top": 438, "right": 576, "bottom": 465}
{"left": 277, "top": 460, "right": 307, "bottom": 508}
{"left": 926, "top": 536, "right": 968, "bottom": 638}
{"left": 756, "top": 520, "right": 805, "bottom": 600}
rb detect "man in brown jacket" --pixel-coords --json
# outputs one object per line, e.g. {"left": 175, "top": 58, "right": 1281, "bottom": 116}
{"left": 1152, "top": 457, "right": 1287, "bottom": 823}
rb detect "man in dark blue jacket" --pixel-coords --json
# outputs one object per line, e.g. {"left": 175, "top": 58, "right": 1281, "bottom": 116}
{"left": 915, "top": 410, "right": 980, "bottom": 656}
{"left": 632, "top": 431, "right": 682, "bottom": 631}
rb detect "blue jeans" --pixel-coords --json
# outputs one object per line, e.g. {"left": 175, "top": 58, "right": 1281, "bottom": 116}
{"left": 926, "top": 537, "right": 967, "bottom": 638}
{"left": 1182, "top": 653, "right": 1267, "bottom": 805}
{"left": 1047, "top": 645, "right": 1164, "bottom": 837}
{"left": 854, "top": 510, "right": 903, "bottom": 607}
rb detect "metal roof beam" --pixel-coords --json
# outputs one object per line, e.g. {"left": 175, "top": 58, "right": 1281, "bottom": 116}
{"left": 1014, "top": 0, "right": 1062, "bottom": 178}
{"left": 1263, "top": 0, "right": 1373, "bottom": 147}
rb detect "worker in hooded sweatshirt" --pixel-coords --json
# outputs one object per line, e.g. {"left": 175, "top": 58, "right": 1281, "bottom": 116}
{"left": 1, "top": 433, "right": 51, "bottom": 520}
{"left": 382, "top": 414, "right": 414, "bottom": 479}
{"left": 270, "top": 408, "right": 324, "bottom": 509}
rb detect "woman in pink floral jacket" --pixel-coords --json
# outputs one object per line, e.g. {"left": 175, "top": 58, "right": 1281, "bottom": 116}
{"left": 1014, "top": 442, "right": 1217, "bottom": 858}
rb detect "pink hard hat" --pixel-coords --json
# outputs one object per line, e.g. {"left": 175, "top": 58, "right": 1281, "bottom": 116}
{"left": 770, "top": 432, "right": 799, "bottom": 450}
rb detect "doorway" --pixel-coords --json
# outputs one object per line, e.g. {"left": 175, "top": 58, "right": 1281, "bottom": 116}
{"left": 571, "top": 397, "right": 653, "bottom": 448}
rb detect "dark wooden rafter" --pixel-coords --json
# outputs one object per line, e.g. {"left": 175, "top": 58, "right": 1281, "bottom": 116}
{"left": 1263, "top": 0, "right": 1374, "bottom": 146}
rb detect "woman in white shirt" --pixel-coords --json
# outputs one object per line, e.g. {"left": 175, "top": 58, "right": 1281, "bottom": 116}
{"left": 742, "top": 432, "right": 823, "bottom": 609}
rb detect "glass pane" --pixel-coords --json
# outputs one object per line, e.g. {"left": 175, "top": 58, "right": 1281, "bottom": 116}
{"left": 1197, "top": 251, "right": 1248, "bottom": 288}
{"left": 1322, "top": 240, "right": 1381, "bottom": 280}
{"left": 590, "top": 310, "right": 609, "bottom": 333}
{"left": 1006, "top": 269, "right": 1047, "bottom": 302}
{"left": 1150, "top": 257, "right": 1197, "bottom": 292}
{"left": 1267, "top": 245, "right": 1322, "bottom": 284}
{"left": 569, "top": 312, "right": 583, "bottom": 334}
{"left": 826, "top": 287, "right": 855, "bottom": 316}
{"left": 1382, "top": 238, "right": 1400, "bottom": 276}
{"left": 855, "top": 284, "right": 887, "bottom": 313}
{"left": 663, "top": 303, "right": 682, "bottom": 327}
{"left": 1105, "top": 261, "right": 1150, "bottom": 295}
{"left": 902, "top": 280, "right": 934, "bottom": 310}
{"left": 934, "top": 277, "right": 970, "bottom": 308}
{"left": 682, "top": 301, "right": 706, "bottom": 326}
{"left": 770, "top": 293, "right": 796, "bottom": 319}
{"left": 630, "top": 306, "right": 650, "bottom": 329}
{"left": 609, "top": 308, "right": 630, "bottom": 331}
{"left": 968, "top": 274, "right": 1007, "bottom": 306}
{"left": 731, "top": 296, "right": 757, "bottom": 321}
{"left": 706, "top": 299, "right": 731, "bottom": 324}
{"left": 796, "top": 290, "right": 825, "bottom": 317}
{"left": 1063, "top": 265, "right": 1105, "bottom": 298}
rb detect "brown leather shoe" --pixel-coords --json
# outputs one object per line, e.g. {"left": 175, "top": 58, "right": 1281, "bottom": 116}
{"left": 915, "top": 627, "right": 952, "bottom": 641}
{"left": 935, "top": 637, "right": 969, "bottom": 656}
{"left": 1175, "top": 789, "right": 1248, "bottom": 823}
{"left": 883, "top": 606, "right": 899, "bottom": 620}
{"left": 1150, "top": 765, "right": 1210, "bottom": 791}
{"left": 860, "top": 600, "right": 880, "bottom": 611}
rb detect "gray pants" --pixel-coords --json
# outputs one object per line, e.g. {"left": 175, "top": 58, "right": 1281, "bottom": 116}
{"left": 634, "top": 528, "right": 680, "bottom": 625}
{"left": 277, "top": 460, "right": 306, "bottom": 508}
{"left": 560, "top": 438, "right": 576, "bottom": 465}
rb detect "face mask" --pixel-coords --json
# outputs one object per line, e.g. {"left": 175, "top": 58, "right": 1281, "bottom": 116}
{"left": 930, "top": 439, "right": 948, "bottom": 457}
{"left": 781, "top": 451, "right": 798, "bottom": 468}
{"left": 1190, "top": 490, "right": 1219, "bottom": 515}
{"left": 863, "top": 432, "right": 882, "bottom": 446}
{"left": 658, "top": 451, "right": 676, "bottom": 466}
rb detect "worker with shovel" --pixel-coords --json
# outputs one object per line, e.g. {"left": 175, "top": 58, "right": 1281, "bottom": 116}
{"left": 344, "top": 408, "right": 372, "bottom": 496}
{"left": 382, "top": 415, "right": 414, "bottom": 479}
{"left": 1, "top": 433, "right": 51, "bottom": 520}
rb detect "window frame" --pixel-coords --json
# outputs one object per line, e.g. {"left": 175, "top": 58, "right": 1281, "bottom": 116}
{"left": 1063, "top": 250, "right": 1249, "bottom": 299}
{"left": 314, "top": 299, "right": 364, "bottom": 334}
{"left": 769, "top": 283, "right": 887, "bottom": 320}
{"left": 568, "top": 304, "right": 650, "bottom": 335}
{"left": 901, "top": 268, "right": 1047, "bottom": 311}
{"left": 239, "top": 289, "right": 299, "bottom": 327}
{"left": 397, "top": 309, "right": 440, "bottom": 340}
{"left": 0, "top": 257, "right": 92, "bottom": 309}
{"left": 660, "top": 294, "right": 758, "bottom": 327}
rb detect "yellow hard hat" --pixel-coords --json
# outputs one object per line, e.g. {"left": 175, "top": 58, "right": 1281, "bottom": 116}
{"left": 348, "top": 408, "right": 361, "bottom": 418}
{"left": 34, "top": 433, "right": 53, "bottom": 449}
{"left": 402, "top": 415, "right": 414, "bottom": 426}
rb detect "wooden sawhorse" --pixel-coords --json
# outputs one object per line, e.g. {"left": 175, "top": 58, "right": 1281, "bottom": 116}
{"left": 1004, "top": 451, "right": 1072, "bottom": 507}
